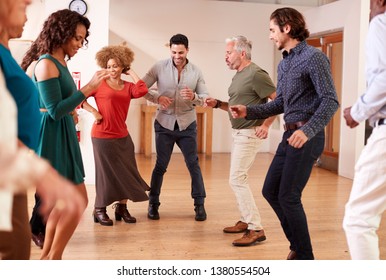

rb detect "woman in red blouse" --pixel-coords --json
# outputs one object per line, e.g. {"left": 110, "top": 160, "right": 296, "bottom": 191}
{"left": 82, "top": 45, "right": 149, "bottom": 226}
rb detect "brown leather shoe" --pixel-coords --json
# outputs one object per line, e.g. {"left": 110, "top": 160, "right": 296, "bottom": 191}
{"left": 232, "top": 230, "right": 266, "bottom": 246}
{"left": 223, "top": 221, "right": 248, "bottom": 233}
{"left": 287, "top": 250, "right": 297, "bottom": 260}
{"left": 93, "top": 207, "right": 113, "bottom": 226}
{"left": 31, "top": 232, "right": 45, "bottom": 249}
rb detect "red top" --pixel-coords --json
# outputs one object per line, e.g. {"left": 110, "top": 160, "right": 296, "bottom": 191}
{"left": 88, "top": 79, "right": 148, "bottom": 139}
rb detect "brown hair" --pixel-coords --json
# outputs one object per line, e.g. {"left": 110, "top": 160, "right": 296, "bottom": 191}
{"left": 21, "top": 9, "right": 91, "bottom": 71}
{"left": 95, "top": 45, "right": 134, "bottom": 72}
{"left": 270, "top": 7, "right": 310, "bottom": 41}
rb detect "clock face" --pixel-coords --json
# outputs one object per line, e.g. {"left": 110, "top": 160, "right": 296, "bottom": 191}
{"left": 69, "top": 0, "right": 87, "bottom": 16}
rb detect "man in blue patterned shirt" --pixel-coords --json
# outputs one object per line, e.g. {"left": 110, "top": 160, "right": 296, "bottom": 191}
{"left": 230, "top": 7, "right": 339, "bottom": 259}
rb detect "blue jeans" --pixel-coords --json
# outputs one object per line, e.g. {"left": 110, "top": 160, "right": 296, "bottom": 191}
{"left": 262, "top": 130, "right": 325, "bottom": 260}
{"left": 149, "top": 120, "right": 206, "bottom": 205}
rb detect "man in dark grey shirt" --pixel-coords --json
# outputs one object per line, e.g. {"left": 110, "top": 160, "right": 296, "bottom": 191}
{"left": 230, "top": 8, "right": 339, "bottom": 259}
{"left": 142, "top": 34, "right": 209, "bottom": 221}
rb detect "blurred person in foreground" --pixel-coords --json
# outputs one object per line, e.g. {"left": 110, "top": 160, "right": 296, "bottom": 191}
{"left": 343, "top": 0, "right": 386, "bottom": 260}
{"left": 0, "top": 0, "right": 85, "bottom": 260}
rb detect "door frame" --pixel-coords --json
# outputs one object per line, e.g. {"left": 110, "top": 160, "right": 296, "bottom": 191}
{"left": 308, "top": 32, "right": 343, "bottom": 170}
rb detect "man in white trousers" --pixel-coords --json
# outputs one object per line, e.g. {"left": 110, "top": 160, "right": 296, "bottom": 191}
{"left": 343, "top": 0, "right": 386, "bottom": 260}
{"left": 205, "top": 36, "right": 276, "bottom": 246}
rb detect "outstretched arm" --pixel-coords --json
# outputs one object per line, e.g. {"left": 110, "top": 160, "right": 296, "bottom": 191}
{"left": 205, "top": 97, "right": 229, "bottom": 111}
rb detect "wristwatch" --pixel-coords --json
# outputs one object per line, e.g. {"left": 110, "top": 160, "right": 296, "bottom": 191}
{"left": 214, "top": 99, "right": 222, "bottom": 109}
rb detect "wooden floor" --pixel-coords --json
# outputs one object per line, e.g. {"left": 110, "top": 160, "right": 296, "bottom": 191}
{"left": 28, "top": 153, "right": 386, "bottom": 260}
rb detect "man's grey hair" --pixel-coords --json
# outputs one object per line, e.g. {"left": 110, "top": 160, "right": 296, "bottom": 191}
{"left": 225, "top": 36, "right": 252, "bottom": 60}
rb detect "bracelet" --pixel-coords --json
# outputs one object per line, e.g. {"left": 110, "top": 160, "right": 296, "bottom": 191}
{"left": 214, "top": 99, "right": 222, "bottom": 109}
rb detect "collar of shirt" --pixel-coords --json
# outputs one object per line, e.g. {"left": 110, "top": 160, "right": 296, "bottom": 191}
{"left": 172, "top": 58, "right": 189, "bottom": 69}
{"left": 282, "top": 41, "right": 307, "bottom": 58}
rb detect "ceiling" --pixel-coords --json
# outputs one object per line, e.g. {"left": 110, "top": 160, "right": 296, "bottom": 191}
{"left": 211, "top": 0, "right": 339, "bottom": 6}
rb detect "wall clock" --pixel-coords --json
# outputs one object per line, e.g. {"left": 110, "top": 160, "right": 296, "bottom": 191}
{"left": 69, "top": 0, "right": 88, "bottom": 16}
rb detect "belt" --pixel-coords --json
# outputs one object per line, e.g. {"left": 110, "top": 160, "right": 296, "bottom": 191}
{"left": 283, "top": 121, "right": 307, "bottom": 131}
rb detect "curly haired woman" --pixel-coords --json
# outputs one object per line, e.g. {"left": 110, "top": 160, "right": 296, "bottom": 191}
{"left": 22, "top": 9, "right": 109, "bottom": 259}
{"left": 82, "top": 45, "right": 150, "bottom": 226}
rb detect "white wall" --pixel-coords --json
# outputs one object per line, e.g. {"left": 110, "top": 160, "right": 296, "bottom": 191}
{"left": 303, "top": 0, "right": 369, "bottom": 179}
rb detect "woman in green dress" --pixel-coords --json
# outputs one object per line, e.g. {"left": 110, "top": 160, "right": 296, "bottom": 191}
{"left": 22, "top": 9, "right": 109, "bottom": 259}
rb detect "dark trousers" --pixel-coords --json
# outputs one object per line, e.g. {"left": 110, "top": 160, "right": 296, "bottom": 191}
{"left": 262, "top": 130, "right": 325, "bottom": 260}
{"left": 0, "top": 193, "right": 31, "bottom": 259}
{"left": 149, "top": 120, "right": 206, "bottom": 205}
{"left": 29, "top": 193, "right": 45, "bottom": 235}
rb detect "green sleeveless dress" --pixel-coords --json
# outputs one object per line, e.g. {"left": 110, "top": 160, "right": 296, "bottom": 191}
{"left": 35, "top": 54, "right": 86, "bottom": 184}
